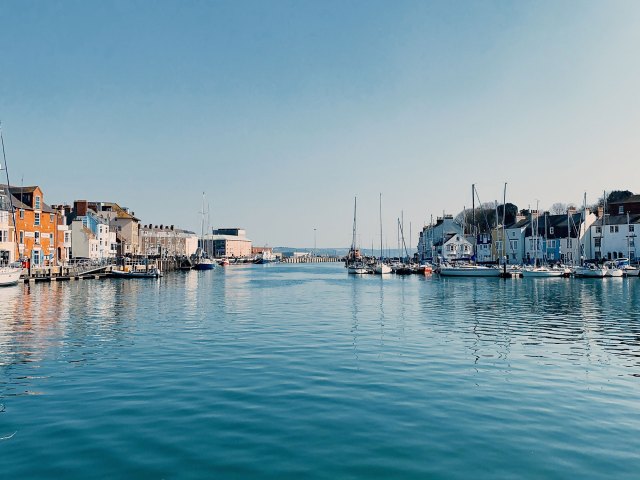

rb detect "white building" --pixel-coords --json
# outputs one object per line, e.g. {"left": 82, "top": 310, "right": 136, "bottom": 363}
{"left": 417, "top": 215, "right": 464, "bottom": 262}
{"left": 433, "top": 233, "right": 473, "bottom": 262}
{"left": 71, "top": 219, "right": 99, "bottom": 259}
{"left": 590, "top": 214, "right": 639, "bottom": 261}
{"left": 503, "top": 217, "right": 529, "bottom": 264}
{"left": 140, "top": 225, "right": 199, "bottom": 257}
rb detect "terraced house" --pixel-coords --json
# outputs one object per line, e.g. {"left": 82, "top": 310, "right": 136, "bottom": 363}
{"left": 2, "top": 185, "right": 68, "bottom": 265}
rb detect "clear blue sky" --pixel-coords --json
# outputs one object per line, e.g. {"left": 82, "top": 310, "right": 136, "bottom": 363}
{"left": 1, "top": 1, "right": 639, "bottom": 248}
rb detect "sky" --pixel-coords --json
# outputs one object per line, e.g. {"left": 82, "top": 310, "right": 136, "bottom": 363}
{"left": 1, "top": 0, "right": 639, "bottom": 248}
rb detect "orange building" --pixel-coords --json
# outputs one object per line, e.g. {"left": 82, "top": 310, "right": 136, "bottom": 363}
{"left": 6, "top": 185, "right": 68, "bottom": 266}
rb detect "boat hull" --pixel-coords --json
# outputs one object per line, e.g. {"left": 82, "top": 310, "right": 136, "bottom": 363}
{"left": 439, "top": 267, "right": 501, "bottom": 277}
{"left": 574, "top": 267, "right": 607, "bottom": 278}
{"left": 374, "top": 264, "right": 392, "bottom": 274}
{"left": 0, "top": 267, "right": 22, "bottom": 286}
{"left": 193, "top": 262, "right": 215, "bottom": 270}
{"left": 522, "top": 269, "right": 563, "bottom": 278}
{"left": 111, "top": 269, "right": 162, "bottom": 278}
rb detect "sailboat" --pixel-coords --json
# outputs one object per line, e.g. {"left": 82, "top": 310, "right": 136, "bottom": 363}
{"left": 439, "top": 184, "right": 500, "bottom": 277}
{"left": 573, "top": 194, "right": 606, "bottom": 278}
{"left": 0, "top": 126, "right": 23, "bottom": 286}
{"left": 193, "top": 192, "right": 215, "bottom": 270}
{"left": 374, "top": 194, "right": 391, "bottom": 274}
{"left": 346, "top": 197, "right": 370, "bottom": 274}
{"left": 522, "top": 206, "right": 563, "bottom": 278}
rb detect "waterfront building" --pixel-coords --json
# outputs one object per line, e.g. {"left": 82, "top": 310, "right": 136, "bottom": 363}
{"left": 202, "top": 228, "right": 252, "bottom": 258}
{"left": 433, "top": 233, "right": 473, "bottom": 262}
{"left": 609, "top": 195, "right": 640, "bottom": 216}
{"left": 502, "top": 215, "right": 529, "bottom": 264}
{"left": 521, "top": 209, "right": 597, "bottom": 265}
{"left": 87, "top": 201, "right": 141, "bottom": 256}
{"left": 67, "top": 201, "right": 117, "bottom": 259}
{"left": 475, "top": 233, "right": 493, "bottom": 263}
{"left": 589, "top": 213, "right": 640, "bottom": 261}
{"left": 2, "top": 185, "right": 66, "bottom": 265}
{"left": 139, "top": 225, "right": 198, "bottom": 257}
{"left": 417, "top": 215, "right": 464, "bottom": 263}
{"left": 70, "top": 219, "right": 99, "bottom": 259}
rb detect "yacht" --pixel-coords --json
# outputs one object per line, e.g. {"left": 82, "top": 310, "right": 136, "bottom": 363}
{"left": 438, "top": 263, "right": 501, "bottom": 277}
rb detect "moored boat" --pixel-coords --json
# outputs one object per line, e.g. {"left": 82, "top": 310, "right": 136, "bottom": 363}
{"left": 573, "top": 264, "right": 607, "bottom": 278}
{"left": 438, "top": 264, "right": 501, "bottom": 277}
{"left": 0, "top": 265, "right": 22, "bottom": 286}
{"left": 521, "top": 266, "right": 563, "bottom": 278}
{"left": 111, "top": 266, "right": 162, "bottom": 278}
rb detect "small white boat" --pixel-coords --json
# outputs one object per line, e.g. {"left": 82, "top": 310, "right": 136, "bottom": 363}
{"left": 603, "top": 262, "right": 624, "bottom": 277}
{"left": 0, "top": 266, "right": 22, "bottom": 286}
{"left": 521, "top": 266, "right": 563, "bottom": 278}
{"left": 439, "top": 264, "right": 501, "bottom": 277}
{"left": 373, "top": 262, "right": 392, "bottom": 274}
{"left": 347, "top": 262, "right": 370, "bottom": 274}
{"left": 622, "top": 265, "right": 640, "bottom": 277}
{"left": 573, "top": 264, "right": 607, "bottom": 278}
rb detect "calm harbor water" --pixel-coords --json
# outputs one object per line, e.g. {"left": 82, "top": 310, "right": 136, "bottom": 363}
{"left": 1, "top": 263, "right": 640, "bottom": 479}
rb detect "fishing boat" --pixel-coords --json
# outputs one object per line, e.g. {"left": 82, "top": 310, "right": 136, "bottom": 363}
{"left": 255, "top": 250, "right": 276, "bottom": 264}
{"left": 0, "top": 265, "right": 22, "bottom": 286}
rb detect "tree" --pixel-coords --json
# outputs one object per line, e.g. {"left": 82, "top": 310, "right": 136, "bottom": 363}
{"left": 549, "top": 202, "right": 567, "bottom": 215}
{"left": 496, "top": 203, "right": 519, "bottom": 225}
{"left": 607, "top": 190, "right": 633, "bottom": 204}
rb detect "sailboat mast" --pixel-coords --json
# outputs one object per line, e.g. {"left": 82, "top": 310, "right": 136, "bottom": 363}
{"left": 0, "top": 125, "right": 17, "bottom": 249}
{"left": 351, "top": 196, "right": 357, "bottom": 251}
{"left": 379, "top": 193, "right": 383, "bottom": 259}
{"left": 502, "top": 183, "right": 507, "bottom": 262}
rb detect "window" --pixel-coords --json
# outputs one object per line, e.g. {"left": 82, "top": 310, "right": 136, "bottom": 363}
{"left": 595, "top": 238, "right": 601, "bottom": 247}
{"left": 50, "top": 214, "right": 54, "bottom": 223}
{"left": 34, "top": 212, "right": 40, "bottom": 226}
{"left": 19, "top": 209, "right": 24, "bottom": 219}
{"left": 630, "top": 225, "right": 635, "bottom": 232}
{"left": 619, "top": 206, "right": 624, "bottom": 214}
{"left": 567, "top": 239, "right": 573, "bottom": 248}
{"left": 35, "top": 196, "right": 41, "bottom": 210}
{"left": 0, "top": 230, "right": 6, "bottom": 242}
{"left": 596, "top": 226, "right": 602, "bottom": 234}
{"left": 610, "top": 226, "right": 618, "bottom": 233}
{"left": 33, "top": 250, "right": 40, "bottom": 265}
{"left": 549, "top": 227, "right": 554, "bottom": 235}
{"left": 35, "top": 231, "right": 40, "bottom": 244}
{"left": 19, "top": 231, "right": 24, "bottom": 244}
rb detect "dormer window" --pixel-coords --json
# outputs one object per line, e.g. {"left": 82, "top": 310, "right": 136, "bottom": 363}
{"left": 549, "top": 227, "right": 554, "bottom": 235}
{"left": 619, "top": 206, "right": 624, "bottom": 214}
{"left": 35, "top": 196, "right": 41, "bottom": 210}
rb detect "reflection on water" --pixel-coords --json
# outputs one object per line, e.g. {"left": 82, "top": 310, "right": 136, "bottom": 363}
{"left": 1, "top": 267, "right": 640, "bottom": 478}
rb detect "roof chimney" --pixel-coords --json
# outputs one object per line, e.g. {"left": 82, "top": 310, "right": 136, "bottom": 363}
{"left": 597, "top": 206, "right": 604, "bottom": 218}
{"left": 74, "top": 200, "right": 88, "bottom": 216}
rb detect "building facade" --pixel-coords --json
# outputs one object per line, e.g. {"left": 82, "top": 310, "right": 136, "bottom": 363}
{"left": 4, "top": 185, "right": 66, "bottom": 265}
{"left": 139, "top": 225, "right": 198, "bottom": 257}
{"left": 417, "top": 215, "right": 464, "bottom": 263}
{"left": 202, "top": 228, "right": 252, "bottom": 258}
